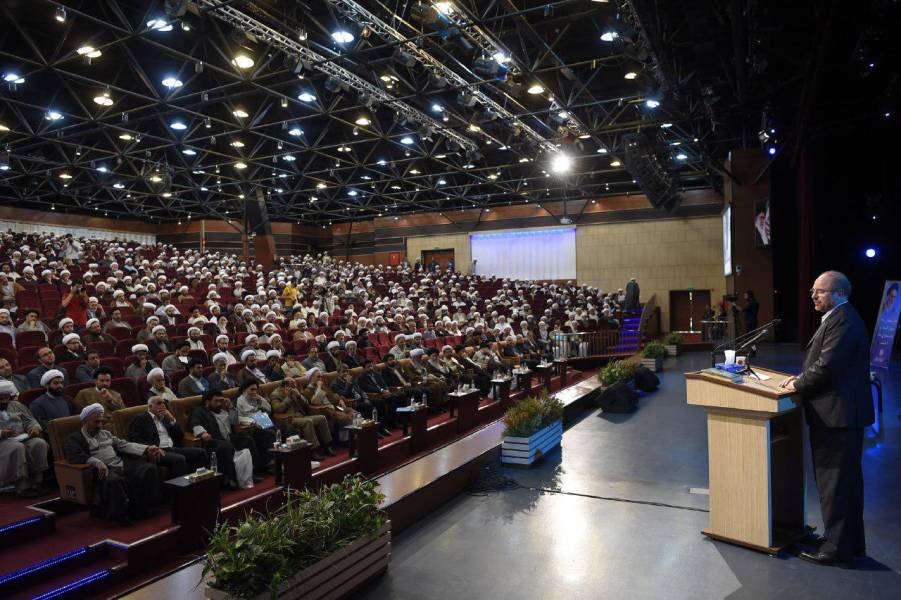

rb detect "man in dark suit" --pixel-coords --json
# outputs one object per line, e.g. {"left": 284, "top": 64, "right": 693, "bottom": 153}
{"left": 357, "top": 359, "right": 407, "bottom": 430}
{"left": 127, "top": 395, "right": 208, "bottom": 476}
{"left": 177, "top": 359, "right": 210, "bottom": 398}
{"left": 780, "top": 270, "right": 873, "bottom": 566}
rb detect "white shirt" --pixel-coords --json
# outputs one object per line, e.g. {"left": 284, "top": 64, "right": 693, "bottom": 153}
{"left": 821, "top": 300, "right": 849, "bottom": 324}
{"left": 151, "top": 412, "right": 174, "bottom": 448}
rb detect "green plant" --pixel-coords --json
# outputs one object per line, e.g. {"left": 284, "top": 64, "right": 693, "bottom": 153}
{"left": 641, "top": 342, "right": 666, "bottom": 359}
{"left": 203, "top": 476, "right": 386, "bottom": 599}
{"left": 597, "top": 360, "right": 638, "bottom": 387}
{"left": 664, "top": 332, "right": 683, "bottom": 345}
{"left": 503, "top": 390, "right": 564, "bottom": 437}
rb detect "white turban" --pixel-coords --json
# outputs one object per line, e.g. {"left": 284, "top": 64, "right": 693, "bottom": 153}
{"left": 211, "top": 352, "right": 229, "bottom": 364}
{"left": 85, "top": 318, "right": 100, "bottom": 329}
{"left": 58, "top": 318, "right": 74, "bottom": 328}
{"left": 187, "top": 327, "right": 201, "bottom": 335}
{"left": 344, "top": 340, "right": 356, "bottom": 348}
{"left": 132, "top": 343, "right": 149, "bottom": 353}
{"left": 0, "top": 380, "right": 17, "bottom": 396}
{"left": 216, "top": 334, "right": 229, "bottom": 343}
{"left": 152, "top": 325, "right": 167, "bottom": 334}
{"left": 326, "top": 341, "right": 340, "bottom": 351}
{"left": 240, "top": 349, "right": 256, "bottom": 362}
{"left": 442, "top": 345, "right": 453, "bottom": 352}
{"left": 265, "top": 349, "right": 281, "bottom": 359}
{"left": 146, "top": 316, "right": 159, "bottom": 324}
{"left": 62, "top": 333, "right": 81, "bottom": 345}
{"left": 306, "top": 367, "right": 320, "bottom": 379}
{"left": 410, "top": 348, "right": 424, "bottom": 358}
{"left": 79, "top": 403, "right": 104, "bottom": 421}
{"left": 40, "top": 369, "right": 65, "bottom": 387}
{"left": 245, "top": 334, "right": 258, "bottom": 343}
{"left": 147, "top": 367, "right": 164, "bottom": 381}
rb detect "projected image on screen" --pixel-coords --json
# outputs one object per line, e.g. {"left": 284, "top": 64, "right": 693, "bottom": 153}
{"left": 470, "top": 228, "right": 576, "bottom": 280}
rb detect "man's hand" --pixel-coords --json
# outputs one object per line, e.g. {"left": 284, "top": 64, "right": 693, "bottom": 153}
{"left": 95, "top": 462, "right": 109, "bottom": 479}
{"left": 146, "top": 446, "right": 164, "bottom": 462}
{"left": 0, "top": 428, "right": 13, "bottom": 439}
{"left": 779, "top": 376, "right": 798, "bottom": 393}
{"left": 200, "top": 432, "right": 213, "bottom": 443}
{"left": 27, "top": 425, "right": 42, "bottom": 437}
{"left": 160, "top": 409, "right": 175, "bottom": 423}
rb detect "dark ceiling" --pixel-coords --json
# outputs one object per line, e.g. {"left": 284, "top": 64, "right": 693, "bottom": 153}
{"left": 0, "top": 1, "right": 896, "bottom": 226}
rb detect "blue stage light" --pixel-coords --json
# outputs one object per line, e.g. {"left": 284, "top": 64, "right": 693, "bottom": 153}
{"left": 865, "top": 248, "right": 876, "bottom": 258}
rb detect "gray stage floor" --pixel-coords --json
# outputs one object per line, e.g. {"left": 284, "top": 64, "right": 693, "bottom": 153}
{"left": 359, "top": 345, "right": 901, "bottom": 600}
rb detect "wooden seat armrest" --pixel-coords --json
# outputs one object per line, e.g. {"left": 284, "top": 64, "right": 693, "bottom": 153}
{"left": 233, "top": 424, "right": 252, "bottom": 434}
{"left": 183, "top": 433, "right": 202, "bottom": 447}
{"left": 54, "top": 460, "right": 93, "bottom": 471}
{"left": 273, "top": 412, "right": 291, "bottom": 424}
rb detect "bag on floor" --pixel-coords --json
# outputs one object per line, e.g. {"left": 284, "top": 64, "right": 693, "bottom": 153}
{"left": 597, "top": 381, "right": 638, "bottom": 413}
{"left": 234, "top": 448, "right": 254, "bottom": 489}
{"left": 633, "top": 366, "right": 660, "bottom": 392}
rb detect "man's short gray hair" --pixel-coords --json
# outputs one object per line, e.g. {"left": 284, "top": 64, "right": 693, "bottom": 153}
{"left": 824, "top": 271, "right": 852, "bottom": 298}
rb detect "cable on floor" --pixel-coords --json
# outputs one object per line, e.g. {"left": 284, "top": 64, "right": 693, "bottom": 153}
{"left": 467, "top": 463, "right": 709, "bottom": 514}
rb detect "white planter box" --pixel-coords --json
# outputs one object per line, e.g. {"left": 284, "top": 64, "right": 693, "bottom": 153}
{"left": 205, "top": 522, "right": 391, "bottom": 600}
{"left": 665, "top": 344, "right": 680, "bottom": 357}
{"left": 501, "top": 420, "right": 562, "bottom": 466}
{"left": 641, "top": 356, "right": 663, "bottom": 372}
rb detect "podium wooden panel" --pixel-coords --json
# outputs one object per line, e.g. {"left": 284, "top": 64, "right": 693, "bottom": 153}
{"left": 686, "top": 366, "right": 808, "bottom": 554}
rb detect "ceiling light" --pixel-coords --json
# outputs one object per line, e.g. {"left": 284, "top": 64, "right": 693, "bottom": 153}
{"left": 200, "top": 187, "right": 208, "bottom": 192}
{"left": 93, "top": 91, "right": 113, "bottom": 106}
{"left": 59, "top": 172, "right": 72, "bottom": 179}
{"left": 551, "top": 154, "right": 572, "bottom": 173}
{"left": 337, "top": 146, "right": 351, "bottom": 152}
{"left": 400, "top": 136, "right": 414, "bottom": 145}
{"left": 162, "top": 77, "right": 183, "bottom": 88}
{"left": 316, "top": 182, "right": 327, "bottom": 189}
{"left": 77, "top": 46, "right": 103, "bottom": 59}
{"left": 487, "top": 173, "right": 498, "bottom": 180}
{"left": 183, "top": 148, "right": 196, "bottom": 156}
{"left": 230, "top": 140, "right": 245, "bottom": 148}
{"left": 355, "top": 116, "right": 371, "bottom": 126}
{"left": 610, "top": 159, "right": 622, "bottom": 167}
{"left": 231, "top": 54, "right": 255, "bottom": 69}
{"left": 162, "top": 192, "right": 172, "bottom": 198}
{"left": 149, "top": 175, "right": 163, "bottom": 182}
{"left": 118, "top": 133, "right": 133, "bottom": 140}
{"left": 463, "top": 163, "right": 474, "bottom": 169}
{"left": 348, "top": 190, "right": 358, "bottom": 196}
{"left": 376, "top": 159, "right": 387, "bottom": 166}
{"left": 600, "top": 31, "right": 619, "bottom": 42}
{"left": 282, "top": 155, "right": 296, "bottom": 161}
{"left": 624, "top": 71, "right": 638, "bottom": 80}
{"left": 0, "top": 124, "right": 9, "bottom": 132}
{"left": 596, "top": 147, "right": 608, "bottom": 153}
{"left": 235, "top": 162, "right": 248, "bottom": 169}
{"left": 434, "top": 2, "right": 454, "bottom": 15}
{"left": 147, "top": 19, "right": 173, "bottom": 32}
{"left": 437, "top": 179, "right": 447, "bottom": 185}
{"left": 45, "top": 110, "right": 63, "bottom": 121}
{"left": 644, "top": 99, "right": 661, "bottom": 109}
{"left": 492, "top": 52, "right": 511, "bottom": 64}
{"left": 518, "top": 157, "right": 530, "bottom": 163}
{"left": 527, "top": 84, "right": 545, "bottom": 95}
{"left": 288, "top": 127, "right": 303, "bottom": 136}
{"left": 390, "top": 185, "right": 401, "bottom": 190}
{"left": 113, "top": 183, "right": 124, "bottom": 189}
{"left": 431, "top": 103, "right": 444, "bottom": 113}
{"left": 170, "top": 121, "right": 187, "bottom": 130}
{"left": 232, "top": 109, "right": 249, "bottom": 118}
{"left": 410, "top": 169, "right": 420, "bottom": 174}
{"left": 660, "top": 122, "right": 673, "bottom": 128}
{"left": 332, "top": 30, "right": 354, "bottom": 44}
{"left": 676, "top": 153, "right": 688, "bottom": 160}
{"left": 55, "top": 6, "right": 67, "bottom": 22}
{"left": 298, "top": 92, "right": 316, "bottom": 102}
{"left": 96, "top": 166, "right": 108, "bottom": 173}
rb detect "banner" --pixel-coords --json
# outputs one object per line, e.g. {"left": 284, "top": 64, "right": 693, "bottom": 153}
{"left": 871, "top": 280, "right": 900, "bottom": 369}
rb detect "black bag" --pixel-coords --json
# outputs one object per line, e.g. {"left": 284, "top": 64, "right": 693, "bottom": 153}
{"left": 597, "top": 381, "right": 638, "bottom": 413}
{"left": 633, "top": 366, "right": 660, "bottom": 393}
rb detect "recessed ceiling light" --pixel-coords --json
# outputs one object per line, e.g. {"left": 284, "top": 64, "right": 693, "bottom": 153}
{"left": 231, "top": 53, "right": 254, "bottom": 69}
{"left": 282, "top": 155, "right": 296, "bottom": 161}
{"left": 596, "top": 147, "right": 608, "bottom": 153}
{"left": 93, "top": 91, "right": 113, "bottom": 106}
{"left": 298, "top": 92, "right": 316, "bottom": 102}
{"left": 348, "top": 190, "right": 358, "bottom": 196}
{"left": 170, "top": 121, "right": 187, "bottom": 130}
{"left": 183, "top": 148, "right": 196, "bottom": 156}
{"left": 147, "top": 18, "right": 173, "bottom": 32}
{"left": 3, "top": 73, "right": 25, "bottom": 84}
{"left": 623, "top": 71, "right": 638, "bottom": 80}
{"left": 316, "top": 182, "right": 327, "bottom": 189}
{"left": 113, "top": 183, "right": 124, "bottom": 189}
{"left": 331, "top": 30, "right": 354, "bottom": 44}
{"left": 232, "top": 109, "right": 249, "bottom": 118}
{"left": 355, "top": 116, "right": 371, "bottom": 126}
{"left": 162, "top": 192, "right": 172, "bottom": 198}
{"left": 610, "top": 159, "right": 622, "bottom": 167}
{"left": 600, "top": 31, "right": 619, "bottom": 42}
{"left": 660, "top": 122, "right": 673, "bottom": 128}
{"left": 118, "top": 133, "right": 133, "bottom": 140}
{"left": 45, "top": 110, "right": 63, "bottom": 121}
{"left": 676, "top": 153, "right": 688, "bottom": 160}
{"left": 235, "top": 161, "right": 248, "bottom": 169}
{"left": 645, "top": 99, "right": 661, "bottom": 109}
{"left": 59, "top": 172, "right": 72, "bottom": 179}
{"left": 400, "top": 136, "right": 414, "bottom": 145}
{"left": 376, "top": 159, "right": 387, "bottom": 166}
{"left": 288, "top": 127, "right": 303, "bottom": 136}
{"left": 96, "top": 166, "right": 108, "bottom": 173}
{"left": 77, "top": 46, "right": 102, "bottom": 59}
{"left": 527, "top": 84, "right": 544, "bottom": 95}
{"left": 162, "top": 76, "right": 183, "bottom": 89}
{"left": 230, "top": 140, "right": 245, "bottom": 148}
{"left": 149, "top": 175, "right": 163, "bottom": 182}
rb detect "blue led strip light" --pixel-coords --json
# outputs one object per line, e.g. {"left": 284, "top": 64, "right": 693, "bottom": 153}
{"left": 0, "top": 516, "right": 41, "bottom": 534}
{"left": 0, "top": 547, "right": 88, "bottom": 585}
{"left": 32, "top": 569, "right": 111, "bottom": 600}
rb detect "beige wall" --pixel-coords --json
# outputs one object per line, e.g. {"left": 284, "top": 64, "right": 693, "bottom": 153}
{"left": 576, "top": 216, "right": 725, "bottom": 330}
{"left": 406, "top": 233, "right": 472, "bottom": 273}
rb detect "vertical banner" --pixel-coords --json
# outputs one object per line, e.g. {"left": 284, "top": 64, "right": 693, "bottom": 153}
{"left": 754, "top": 197, "right": 771, "bottom": 247}
{"left": 388, "top": 252, "right": 401, "bottom": 266}
{"left": 871, "top": 280, "right": 900, "bottom": 368}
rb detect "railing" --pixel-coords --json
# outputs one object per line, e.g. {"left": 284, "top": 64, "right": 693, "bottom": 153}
{"left": 637, "top": 294, "right": 658, "bottom": 343}
{"left": 550, "top": 331, "right": 624, "bottom": 358}
{"left": 699, "top": 320, "right": 729, "bottom": 346}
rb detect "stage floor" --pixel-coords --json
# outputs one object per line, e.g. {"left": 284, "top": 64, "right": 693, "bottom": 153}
{"left": 357, "top": 345, "right": 901, "bottom": 600}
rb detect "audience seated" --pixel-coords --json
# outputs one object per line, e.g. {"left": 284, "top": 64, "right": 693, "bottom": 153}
{"left": 29, "top": 369, "right": 72, "bottom": 431}
{"left": 147, "top": 367, "right": 178, "bottom": 403}
{"left": 189, "top": 390, "right": 261, "bottom": 489}
{"left": 269, "top": 377, "right": 335, "bottom": 460}
{"left": 125, "top": 344, "right": 158, "bottom": 381}
{"left": 27, "top": 347, "right": 70, "bottom": 390}
{"left": 127, "top": 396, "right": 208, "bottom": 476}
{"left": 178, "top": 359, "right": 209, "bottom": 398}
{"left": 0, "top": 380, "right": 49, "bottom": 498}
{"left": 74, "top": 367, "right": 125, "bottom": 413}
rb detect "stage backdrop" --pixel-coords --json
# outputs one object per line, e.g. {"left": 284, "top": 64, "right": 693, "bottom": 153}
{"left": 470, "top": 227, "right": 576, "bottom": 280}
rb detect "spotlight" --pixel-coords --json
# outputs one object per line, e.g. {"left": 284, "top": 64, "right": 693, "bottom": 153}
{"left": 298, "top": 91, "right": 316, "bottom": 102}
{"left": 675, "top": 153, "right": 688, "bottom": 160}
{"left": 77, "top": 46, "right": 103, "bottom": 59}
{"left": 3, "top": 72, "right": 25, "bottom": 85}
{"left": 232, "top": 109, "right": 249, "bottom": 118}
{"left": 93, "top": 91, "right": 114, "bottom": 106}
{"left": 324, "top": 77, "right": 348, "bottom": 94}
{"left": 400, "top": 136, "right": 415, "bottom": 145}
{"left": 170, "top": 121, "right": 187, "bottom": 130}
{"left": 331, "top": 30, "right": 354, "bottom": 44}
{"left": 551, "top": 154, "right": 572, "bottom": 173}
{"left": 355, "top": 115, "right": 372, "bottom": 126}
{"left": 231, "top": 53, "right": 254, "bottom": 69}
{"left": 600, "top": 30, "right": 619, "bottom": 42}
{"left": 45, "top": 110, "right": 64, "bottom": 121}
{"left": 235, "top": 162, "right": 248, "bottom": 169}
{"left": 767, "top": 146, "right": 776, "bottom": 156}
{"left": 473, "top": 56, "right": 508, "bottom": 80}
{"left": 429, "top": 73, "right": 448, "bottom": 88}
{"left": 645, "top": 98, "right": 661, "bottom": 109}
{"left": 55, "top": 6, "right": 67, "bottom": 22}
{"left": 162, "top": 76, "right": 183, "bottom": 89}
{"left": 865, "top": 248, "right": 876, "bottom": 259}
{"left": 431, "top": 103, "right": 443, "bottom": 113}
{"left": 147, "top": 18, "right": 173, "bottom": 32}
{"left": 624, "top": 71, "right": 638, "bottom": 80}
{"left": 288, "top": 127, "right": 303, "bottom": 136}
{"left": 527, "top": 83, "right": 545, "bottom": 94}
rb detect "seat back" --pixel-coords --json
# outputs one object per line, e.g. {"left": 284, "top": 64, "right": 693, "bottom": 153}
{"left": 110, "top": 377, "right": 140, "bottom": 407}
{"left": 111, "top": 405, "right": 147, "bottom": 440}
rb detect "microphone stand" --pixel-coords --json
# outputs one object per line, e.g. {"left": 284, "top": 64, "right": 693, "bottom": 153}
{"left": 734, "top": 328, "right": 772, "bottom": 379}
{"left": 711, "top": 319, "right": 780, "bottom": 367}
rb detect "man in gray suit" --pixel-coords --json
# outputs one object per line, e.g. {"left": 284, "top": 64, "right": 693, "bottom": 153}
{"left": 780, "top": 270, "right": 873, "bottom": 566}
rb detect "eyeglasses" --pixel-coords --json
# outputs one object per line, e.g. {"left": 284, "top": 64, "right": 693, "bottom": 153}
{"left": 809, "top": 288, "right": 836, "bottom": 296}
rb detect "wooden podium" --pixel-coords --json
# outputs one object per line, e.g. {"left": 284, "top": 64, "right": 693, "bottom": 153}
{"left": 686, "top": 366, "right": 810, "bottom": 554}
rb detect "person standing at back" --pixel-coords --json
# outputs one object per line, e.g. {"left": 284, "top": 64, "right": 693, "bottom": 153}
{"left": 780, "top": 270, "right": 873, "bottom": 566}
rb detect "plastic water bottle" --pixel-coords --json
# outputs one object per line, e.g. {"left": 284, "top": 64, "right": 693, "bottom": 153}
{"left": 275, "top": 429, "right": 282, "bottom": 448}
{"left": 421, "top": 392, "right": 427, "bottom": 408}
{"left": 371, "top": 408, "right": 378, "bottom": 423}
{"left": 210, "top": 452, "right": 218, "bottom": 474}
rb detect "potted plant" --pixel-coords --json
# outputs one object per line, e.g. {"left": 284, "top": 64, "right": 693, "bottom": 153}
{"left": 664, "top": 332, "right": 683, "bottom": 357}
{"left": 596, "top": 360, "right": 640, "bottom": 412}
{"left": 501, "top": 391, "right": 564, "bottom": 467}
{"left": 203, "top": 476, "right": 390, "bottom": 600}
{"left": 640, "top": 342, "right": 666, "bottom": 372}
{"left": 597, "top": 359, "right": 638, "bottom": 388}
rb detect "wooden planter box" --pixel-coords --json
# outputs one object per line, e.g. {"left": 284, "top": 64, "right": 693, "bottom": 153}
{"left": 501, "top": 420, "right": 562, "bottom": 467}
{"left": 205, "top": 522, "right": 391, "bottom": 600}
{"left": 641, "top": 356, "right": 664, "bottom": 372}
{"left": 665, "top": 344, "right": 680, "bottom": 357}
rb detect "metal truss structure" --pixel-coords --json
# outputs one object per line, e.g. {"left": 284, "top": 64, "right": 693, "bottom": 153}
{"left": 0, "top": 0, "right": 757, "bottom": 226}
